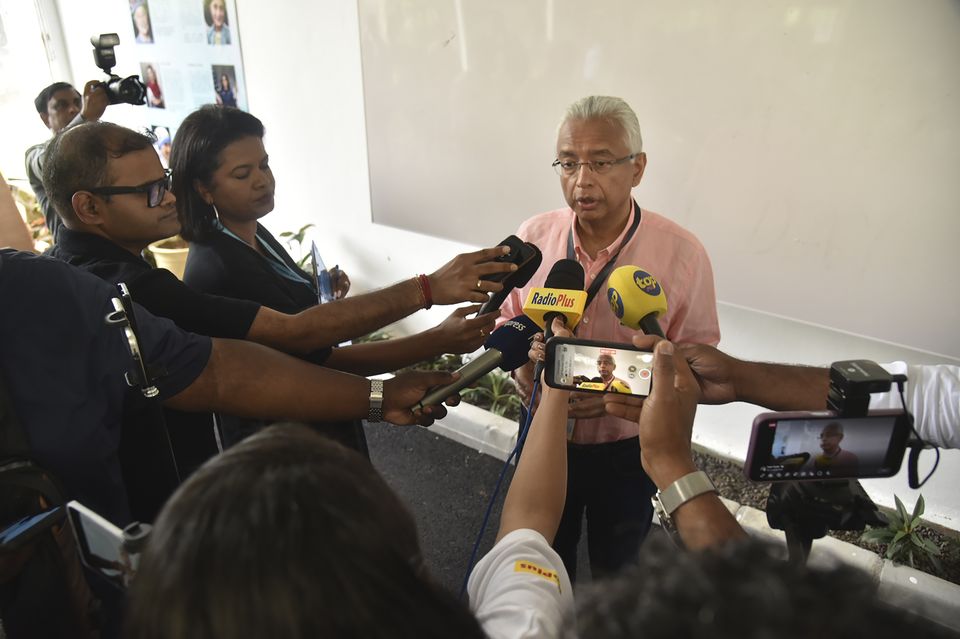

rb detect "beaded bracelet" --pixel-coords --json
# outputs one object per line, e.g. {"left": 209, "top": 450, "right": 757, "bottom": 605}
{"left": 415, "top": 274, "right": 433, "bottom": 309}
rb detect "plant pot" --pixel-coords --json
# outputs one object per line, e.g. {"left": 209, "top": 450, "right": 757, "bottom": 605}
{"left": 148, "top": 235, "right": 189, "bottom": 280}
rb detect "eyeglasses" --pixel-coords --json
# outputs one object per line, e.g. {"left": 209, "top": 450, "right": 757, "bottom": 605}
{"left": 552, "top": 154, "right": 636, "bottom": 176}
{"left": 87, "top": 169, "right": 172, "bottom": 208}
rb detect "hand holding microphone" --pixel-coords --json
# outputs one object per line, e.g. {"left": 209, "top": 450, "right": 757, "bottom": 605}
{"left": 523, "top": 258, "right": 587, "bottom": 379}
{"left": 606, "top": 266, "right": 668, "bottom": 337}
{"left": 416, "top": 315, "right": 540, "bottom": 410}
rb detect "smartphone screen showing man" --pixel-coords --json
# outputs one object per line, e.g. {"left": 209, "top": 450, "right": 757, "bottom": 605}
{"left": 546, "top": 338, "right": 652, "bottom": 397}
{"left": 745, "top": 410, "right": 911, "bottom": 482}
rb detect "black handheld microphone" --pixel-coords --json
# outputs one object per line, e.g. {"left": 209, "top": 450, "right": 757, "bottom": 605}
{"left": 417, "top": 315, "right": 540, "bottom": 409}
{"left": 478, "top": 242, "right": 543, "bottom": 316}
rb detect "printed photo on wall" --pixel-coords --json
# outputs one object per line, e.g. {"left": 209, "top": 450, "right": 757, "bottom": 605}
{"left": 204, "top": 0, "right": 231, "bottom": 45}
{"left": 140, "top": 63, "right": 165, "bottom": 108}
{"left": 212, "top": 65, "right": 238, "bottom": 107}
{"left": 150, "top": 126, "right": 173, "bottom": 167}
{"left": 130, "top": 1, "right": 154, "bottom": 44}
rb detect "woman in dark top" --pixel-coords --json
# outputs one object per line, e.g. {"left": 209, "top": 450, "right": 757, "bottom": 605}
{"left": 170, "top": 106, "right": 497, "bottom": 453}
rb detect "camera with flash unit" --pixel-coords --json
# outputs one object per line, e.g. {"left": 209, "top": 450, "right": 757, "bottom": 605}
{"left": 91, "top": 33, "right": 146, "bottom": 106}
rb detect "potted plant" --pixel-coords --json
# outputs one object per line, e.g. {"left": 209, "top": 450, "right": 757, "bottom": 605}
{"left": 147, "top": 235, "right": 190, "bottom": 280}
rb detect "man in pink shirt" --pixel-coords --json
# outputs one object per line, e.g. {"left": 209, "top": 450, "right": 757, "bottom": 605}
{"left": 500, "top": 95, "right": 720, "bottom": 580}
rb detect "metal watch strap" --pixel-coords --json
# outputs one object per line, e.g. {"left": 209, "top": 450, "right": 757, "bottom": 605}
{"left": 653, "top": 470, "right": 717, "bottom": 523}
{"left": 368, "top": 379, "right": 384, "bottom": 423}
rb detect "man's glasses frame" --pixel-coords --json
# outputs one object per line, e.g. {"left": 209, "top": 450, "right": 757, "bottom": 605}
{"left": 87, "top": 169, "right": 172, "bottom": 208}
{"left": 552, "top": 154, "right": 637, "bottom": 176}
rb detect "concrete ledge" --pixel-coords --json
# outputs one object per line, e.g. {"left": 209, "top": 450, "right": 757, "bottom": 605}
{"left": 878, "top": 560, "right": 960, "bottom": 631}
{"left": 429, "top": 402, "right": 517, "bottom": 462}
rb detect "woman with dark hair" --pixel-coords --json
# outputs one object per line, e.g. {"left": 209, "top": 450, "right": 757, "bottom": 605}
{"left": 125, "top": 425, "right": 488, "bottom": 639}
{"left": 144, "top": 65, "right": 164, "bottom": 108}
{"left": 170, "top": 105, "right": 497, "bottom": 451}
{"left": 215, "top": 72, "right": 236, "bottom": 107}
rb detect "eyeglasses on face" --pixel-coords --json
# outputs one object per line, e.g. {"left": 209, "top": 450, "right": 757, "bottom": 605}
{"left": 87, "top": 169, "right": 172, "bottom": 208}
{"left": 552, "top": 154, "right": 636, "bottom": 176}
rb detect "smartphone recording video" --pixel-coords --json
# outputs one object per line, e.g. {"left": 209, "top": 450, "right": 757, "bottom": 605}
{"left": 545, "top": 337, "right": 652, "bottom": 397}
{"left": 744, "top": 410, "right": 912, "bottom": 482}
{"left": 67, "top": 501, "right": 133, "bottom": 590}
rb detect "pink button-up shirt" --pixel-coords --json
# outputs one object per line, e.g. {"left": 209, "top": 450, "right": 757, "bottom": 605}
{"left": 500, "top": 203, "right": 721, "bottom": 444}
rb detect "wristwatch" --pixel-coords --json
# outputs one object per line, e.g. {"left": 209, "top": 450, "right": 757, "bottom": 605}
{"left": 652, "top": 470, "right": 717, "bottom": 537}
{"left": 368, "top": 379, "right": 384, "bottom": 423}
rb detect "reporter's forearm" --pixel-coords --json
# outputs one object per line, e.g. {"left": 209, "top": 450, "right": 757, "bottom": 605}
{"left": 323, "top": 332, "right": 439, "bottom": 376}
{"left": 734, "top": 360, "right": 829, "bottom": 410}
{"left": 497, "top": 385, "right": 570, "bottom": 543}
{"left": 165, "top": 338, "right": 371, "bottom": 422}
{"left": 673, "top": 493, "right": 748, "bottom": 551}
{"left": 248, "top": 278, "right": 424, "bottom": 353}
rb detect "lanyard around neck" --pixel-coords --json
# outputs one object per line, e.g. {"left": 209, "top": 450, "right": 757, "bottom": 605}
{"left": 566, "top": 200, "right": 642, "bottom": 312}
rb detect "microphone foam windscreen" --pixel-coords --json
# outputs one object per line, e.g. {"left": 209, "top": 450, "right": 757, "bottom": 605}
{"left": 483, "top": 314, "right": 540, "bottom": 371}
{"left": 606, "top": 265, "right": 668, "bottom": 327}
{"left": 543, "top": 258, "right": 585, "bottom": 291}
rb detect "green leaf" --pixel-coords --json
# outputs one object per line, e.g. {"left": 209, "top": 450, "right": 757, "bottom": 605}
{"left": 860, "top": 528, "right": 893, "bottom": 544}
{"left": 921, "top": 538, "right": 942, "bottom": 556}
{"left": 891, "top": 529, "right": 907, "bottom": 546}
{"left": 910, "top": 532, "right": 924, "bottom": 548}
{"left": 911, "top": 494, "right": 925, "bottom": 520}
{"left": 894, "top": 495, "right": 909, "bottom": 524}
{"left": 278, "top": 231, "right": 294, "bottom": 238}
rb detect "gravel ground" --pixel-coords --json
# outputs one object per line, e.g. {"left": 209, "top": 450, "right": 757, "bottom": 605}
{"left": 693, "top": 449, "right": 960, "bottom": 585}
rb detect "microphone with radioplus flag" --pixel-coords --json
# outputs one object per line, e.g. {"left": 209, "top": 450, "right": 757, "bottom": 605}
{"left": 522, "top": 259, "right": 587, "bottom": 341}
{"left": 416, "top": 315, "right": 540, "bottom": 410}
{"left": 606, "top": 265, "right": 668, "bottom": 338}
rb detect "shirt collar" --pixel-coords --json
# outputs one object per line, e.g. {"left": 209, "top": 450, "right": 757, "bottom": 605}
{"left": 54, "top": 227, "right": 152, "bottom": 269}
{"left": 569, "top": 199, "right": 639, "bottom": 262}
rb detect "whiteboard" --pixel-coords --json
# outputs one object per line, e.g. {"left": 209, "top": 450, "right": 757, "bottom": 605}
{"left": 358, "top": 0, "right": 960, "bottom": 359}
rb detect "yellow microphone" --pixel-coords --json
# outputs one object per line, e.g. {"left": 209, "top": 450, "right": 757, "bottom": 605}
{"left": 522, "top": 259, "right": 587, "bottom": 339}
{"left": 606, "top": 265, "right": 668, "bottom": 337}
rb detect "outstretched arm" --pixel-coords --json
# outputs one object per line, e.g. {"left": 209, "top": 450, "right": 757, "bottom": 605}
{"left": 322, "top": 306, "right": 499, "bottom": 376}
{"left": 0, "top": 174, "right": 34, "bottom": 252}
{"left": 679, "top": 343, "right": 829, "bottom": 410}
{"left": 164, "top": 337, "right": 458, "bottom": 427}
{"left": 248, "top": 246, "right": 516, "bottom": 353}
{"left": 497, "top": 317, "right": 571, "bottom": 543}
{"left": 638, "top": 340, "right": 747, "bottom": 551}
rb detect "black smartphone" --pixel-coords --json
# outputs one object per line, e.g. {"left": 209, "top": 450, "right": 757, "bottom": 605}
{"left": 544, "top": 337, "right": 653, "bottom": 397}
{"left": 67, "top": 500, "right": 130, "bottom": 589}
{"left": 744, "top": 409, "right": 912, "bottom": 482}
{"left": 0, "top": 506, "right": 65, "bottom": 553}
{"left": 481, "top": 235, "right": 541, "bottom": 284}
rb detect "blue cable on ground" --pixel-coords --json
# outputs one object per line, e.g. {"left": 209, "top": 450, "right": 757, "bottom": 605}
{"left": 458, "top": 379, "right": 541, "bottom": 599}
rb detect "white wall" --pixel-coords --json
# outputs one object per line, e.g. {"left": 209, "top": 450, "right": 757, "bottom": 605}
{"left": 56, "top": 0, "right": 958, "bottom": 529}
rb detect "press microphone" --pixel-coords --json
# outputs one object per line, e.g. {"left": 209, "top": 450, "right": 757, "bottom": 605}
{"left": 605, "top": 265, "right": 668, "bottom": 338}
{"left": 522, "top": 259, "right": 587, "bottom": 341}
{"left": 417, "top": 315, "right": 540, "bottom": 409}
{"left": 478, "top": 242, "right": 543, "bottom": 316}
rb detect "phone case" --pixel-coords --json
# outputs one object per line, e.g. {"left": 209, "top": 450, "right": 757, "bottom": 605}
{"left": 743, "top": 409, "right": 910, "bottom": 482}
{"left": 481, "top": 235, "right": 539, "bottom": 283}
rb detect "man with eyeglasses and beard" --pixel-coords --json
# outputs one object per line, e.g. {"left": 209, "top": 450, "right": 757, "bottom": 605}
{"left": 498, "top": 95, "right": 721, "bottom": 582}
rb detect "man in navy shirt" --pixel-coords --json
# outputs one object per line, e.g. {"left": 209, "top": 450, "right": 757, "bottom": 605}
{"left": 0, "top": 249, "right": 459, "bottom": 525}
